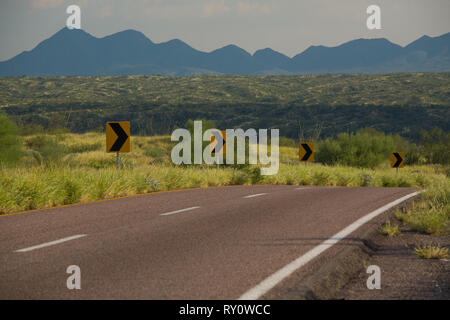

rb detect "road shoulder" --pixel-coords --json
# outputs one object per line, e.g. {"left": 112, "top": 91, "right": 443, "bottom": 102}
{"left": 264, "top": 198, "right": 450, "bottom": 300}
{"left": 335, "top": 223, "right": 450, "bottom": 300}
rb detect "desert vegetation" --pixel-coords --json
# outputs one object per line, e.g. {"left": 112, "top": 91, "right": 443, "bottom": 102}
{"left": 0, "top": 115, "right": 448, "bottom": 220}
{"left": 1, "top": 73, "right": 449, "bottom": 140}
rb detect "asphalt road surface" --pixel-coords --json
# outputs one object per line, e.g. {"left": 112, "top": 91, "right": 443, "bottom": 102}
{"left": 0, "top": 185, "right": 418, "bottom": 299}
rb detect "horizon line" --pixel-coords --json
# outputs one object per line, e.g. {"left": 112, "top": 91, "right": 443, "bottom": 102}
{"left": 3, "top": 26, "right": 449, "bottom": 63}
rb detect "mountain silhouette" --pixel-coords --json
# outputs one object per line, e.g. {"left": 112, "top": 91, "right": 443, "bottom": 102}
{"left": 254, "top": 48, "right": 291, "bottom": 73}
{"left": 285, "top": 38, "right": 404, "bottom": 73}
{"left": 0, "top": 28, "right": 448, "bottom": 76}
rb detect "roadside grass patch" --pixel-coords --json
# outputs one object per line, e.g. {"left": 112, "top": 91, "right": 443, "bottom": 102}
{"left": 0, "top": 132, "right": 448, "bottom": 215}
{"left": 62, "top": 178, "right": 82, "bottom": 204}
{"left": 414, "top": 244, "right": 449, "bottom": 259}
{"left": 396, "top": 204, "right": 449, "bottom": 236}
{"left": 335, "top": 172, "right": 353, "bottom": 186}
{"left": 395, "top": 182, "right": 449, "bottom": 236}
{"left": 230, "top": 170, "right": 249, "bottom": 185}
{"left": 359, "top": 173, "right": 373, "bottom": 187}
{"left": 380, "top": 220, "right": 402, "bottom": 237}
{"left": 311, "top": 170, "right": 329, "bottom": 186}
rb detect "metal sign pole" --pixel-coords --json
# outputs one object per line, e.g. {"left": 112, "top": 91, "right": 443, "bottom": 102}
{"left": 117, "top": 152, "right": 120, "bottom": 170}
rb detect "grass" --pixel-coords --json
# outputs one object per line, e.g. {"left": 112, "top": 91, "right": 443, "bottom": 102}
{"left": 0, "top": 166, "right": 235, "bottom": 213}
{"left": 414, "top": 244, "right": 449, "bottom": 259}
{"left": 380, "top": 220, "right": 402, "bottom": 237}
{"left": 395, "top": 181, "right": 449, "bottom": 235}
{"left": 0, "top": 132, "right": 448, "bottom": 216}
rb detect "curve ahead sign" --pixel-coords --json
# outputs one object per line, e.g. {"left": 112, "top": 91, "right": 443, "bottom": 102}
{"left": 106, "top": 122, "right": 130, "bottom": 153}
{"left": 391, "top": 152, "right": 404, "bottom": 168}
{"left": 299, "top": 143, "right": 314, "bottom": 162}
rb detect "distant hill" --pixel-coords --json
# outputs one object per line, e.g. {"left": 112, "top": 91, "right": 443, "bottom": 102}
{"left": 285, "top": 38, "right": 404, "bottom": 73}
{"left": 0, "top": 28, "right": 449, "bottom": 76}
{"left": 1, "top": 73, "right": 449, "bottom": 141}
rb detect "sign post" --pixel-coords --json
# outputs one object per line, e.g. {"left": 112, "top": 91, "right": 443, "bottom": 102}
{"left": 106, "top": 121, "right": 131, "bottom": 170}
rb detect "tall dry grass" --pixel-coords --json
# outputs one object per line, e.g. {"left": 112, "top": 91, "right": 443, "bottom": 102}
{"left": 0, "top": 132, "right": 448, "bottom": 216}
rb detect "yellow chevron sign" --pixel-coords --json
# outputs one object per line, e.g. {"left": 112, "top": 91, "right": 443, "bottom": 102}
{"left": 210, "top": 130, "right": 226, "bottom": 154}
{"left": 106, "top": 122, "right": 130, "bottom": 153}
{"left": 299, "top": 143, "right": 314, "bottom": 162}
{"left": 391, "top": 152, "right": 404, "bottom": 168}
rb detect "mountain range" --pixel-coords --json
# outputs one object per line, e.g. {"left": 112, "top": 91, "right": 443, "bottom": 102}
{"left": 0, "top": 28, "right": 449, "bottom": 76}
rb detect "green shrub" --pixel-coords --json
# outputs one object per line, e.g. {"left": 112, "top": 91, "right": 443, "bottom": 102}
{"left": 397, "top": 177, "right": 412, "bottom": 187}
{"left": 420, "top": 128, "right": 450, "bottom": 165}
{"left": 0, "top": 113, "right": 22, "bottom": 165}
{"left": 230, "top": 170, "right": 249, "bottom": 185}
{"left": 245, "top": 166, "right": 263, "bottom": 184}
{"left": 26, "top": 135, "right": 66, "bottom": 165}
{"left": 316, "top": 128, "right": 417, "bottom": 168}
{"left": 381, "top": 175, "right": 396, "bottom": 187}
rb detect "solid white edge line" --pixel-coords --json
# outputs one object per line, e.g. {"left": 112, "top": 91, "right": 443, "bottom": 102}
{"left": 243, "top": 193, "right": 268, "bottom": 199}
{"left": 15, "top": 234, "right": 87, "bottom": 253}
{"left": 238, "top": 190, "right": 422, "bottom": 300}
{"left": 160, "top": 206, "right": 201, "bottom": 216}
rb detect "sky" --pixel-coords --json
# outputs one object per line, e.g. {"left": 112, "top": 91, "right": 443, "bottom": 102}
{"left": 0, "top": 0, "right": 449, "bottom": 61}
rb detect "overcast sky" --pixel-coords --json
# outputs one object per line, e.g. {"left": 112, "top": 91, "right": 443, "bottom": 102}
{"left": 0, "top": 0, "right": 449, "bottom": 61}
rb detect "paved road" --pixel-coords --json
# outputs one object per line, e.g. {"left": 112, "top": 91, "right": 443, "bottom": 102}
{"left": 0, "top": 185, "right": 418, "bottom": 299}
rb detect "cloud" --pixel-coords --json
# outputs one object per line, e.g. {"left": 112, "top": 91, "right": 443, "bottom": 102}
{"left": 237, "top": 1, "right": 272, "bottom": 16}
{"left": 31, "top": 0, "right": 64, "bottom": 9}
{"left": 31, "top": 0, "right": 89, "bottom": 9}
{"left": 203, "top": 0, "right": 231, "bottom": 17}
{"left": 100, "top": 5, "right": 113, "bottom": 18}
{"left": 142, "top": 3, "right": 200, "bottom": 20}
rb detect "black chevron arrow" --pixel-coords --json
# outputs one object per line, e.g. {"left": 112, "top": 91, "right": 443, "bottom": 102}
{"left": 393, "top": 152, "right": 403, "bottom": 168}
{"left": 301, "top": 143, "right": 312, "bottom": 161}
{"left": 109, "top": 123, "right": 129, "bottom": 152}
